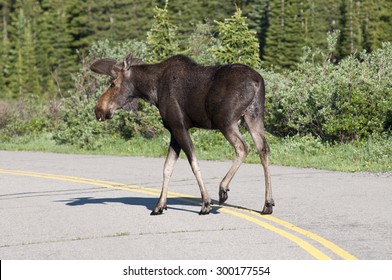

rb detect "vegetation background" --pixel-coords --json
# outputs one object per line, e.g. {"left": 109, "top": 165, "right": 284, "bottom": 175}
{"left": 0, "top": 0, "right": 391, "bottom": 173}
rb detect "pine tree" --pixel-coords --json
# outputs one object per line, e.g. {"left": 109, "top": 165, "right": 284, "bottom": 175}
{"left": 0, "top": 32, "right": 6, "bottom": 98}
{"left": 8, "top": 7, "right": 41, "bottom": 98}
{"left": 340, "top": 0, "right": 364, "bottom": 56}
{"left": 303, "top": 0, "right": 342, "bottom": 51}
{"left": 66, "top": 0, "right": 95, "bottom": 55}
{"left": 146, "top": 0, "right": 179, "bottom": 63}
{"left": 211, "top": 6, "right": 261, "bottom": 68}
{"left": 362, "top": 0, "right": 392, "bottom": 52}
{"left": 246, "top": 0, "right": 270, "bottom": 59}
{"left": 167, "top": 0, "right": 233, "bottom": 44}
{"left": 200, "top": 0, "right": 237, "bottom": 22}
{"left": 284, "top": 0, "right": 307, "bottom": 66}
{"left": 339, "top": 0, "right": 392, "bottom": 56}
{"left": 110, "top": 0, "right": 156, "bottom": 41}
{"left": 167, "top": 0, "right": 203, "bottom": 43}
{"left": 264, "top": 0, "right": 296, "bottom": 69}
{"left": 377, "top": 0, "right": 392, "bottom": 45}
{"left": 37, "top": 0, "right": 76, "bottom": 96}
{"left": 0, "top": 0, "right": 11, "bottom": 98}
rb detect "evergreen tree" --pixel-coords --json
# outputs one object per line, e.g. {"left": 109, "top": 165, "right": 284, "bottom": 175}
{"left": 303, "top": 0, "right": 342, "bottom": 51}
{"left": 0, "top": 33, "right": 6, "bottom": 98}
{"left": 8, "top": 7, "right": 41, "bottom": 97}
{"left": 66, "top": 0, "right": 95, "bottom": 55}
{"left": 110, "top": 0, "right": 156, "bottom": 41}
{"left": 339, "top": 0, "right": 392, "bottom": 57}
{"left": 377, "top": 0, "right": 392, "bottom": 45}
{"left": 0, "top": 0, "right": 11, "bottom": 98}
{"left": 340, "top": 0, "right": 363, "bottom": 56}
{"left": 211, "top": 6, "right": 261, "bottom": 68}
{"left": 37, "top": 0, "right": 76, "bottom": 96}
{"left": 167, "top": 0, "right": 233, "bottom": 44}
{"left": 284, "top": 0, "right": 307, "bottom": 66}
{"left": 264, "top": 0, "right": 307, "bottom": 69}
{"left": 246, "top": 0, "right": 270, "bottom": 59}
{"left": 263, "top": 0, "right": 283, "bottom": 68}
{"left": 66, "top": 0, "right": 157, "bottom": 55}
{"left": 146, "top": 0, "right": 178, "bottom": 63}
{"left": 362, "top": 0, "right": 392, "bottom": 52}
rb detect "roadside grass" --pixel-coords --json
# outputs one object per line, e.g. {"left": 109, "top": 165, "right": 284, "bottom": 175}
{"left": 0, "top": 131, "right": 390, "bottom": 173}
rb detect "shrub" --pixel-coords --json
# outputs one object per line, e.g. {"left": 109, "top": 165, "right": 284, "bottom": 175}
{"left": 0, "top": 98, "right": 51, "bottom": 142}
{"left": 52, "top": 94, "right": 104, "bottom": 150}
{"left": 0, "top": 101, "right": 12, "bottom": 130}
{"left": 185, "top": 22, "right": 219, "bottom": 65}
{"left": 263, "top": 39, "right": 392, "bottom": 142}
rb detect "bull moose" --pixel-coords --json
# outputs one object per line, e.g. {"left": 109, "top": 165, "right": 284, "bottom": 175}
{"left": 90, "top": 54, "right": 274, "bottom": 215}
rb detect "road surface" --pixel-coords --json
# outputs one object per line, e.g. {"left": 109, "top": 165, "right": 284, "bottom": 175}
{"left": 0, "top": 151, "right": 391, "bottom": 259}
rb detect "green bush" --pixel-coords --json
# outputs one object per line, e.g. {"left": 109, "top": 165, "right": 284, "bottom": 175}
{"left": 0, "top": 98, "right": 51, "bottom": 142}
{"left": 89, "top": 39, "right": 148, "bottom": 62}
{"left": 52, "top": 94, "right": 104, "bottom": 150}
{"left": 185, "top": 22, "right": 219, "bottom": 65}
{"left": 263, "top": 40, "right": 392, "bottom": 142}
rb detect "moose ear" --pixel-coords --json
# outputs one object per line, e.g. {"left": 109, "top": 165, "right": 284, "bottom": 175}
{"left": 123, "top": 54, "right": 133, "bottom": 71}
{"left": 123, "top": 53, "right": 142, "bottom": 69}
{"left": 90, "top": 59, "right": 123, "bottom": 78}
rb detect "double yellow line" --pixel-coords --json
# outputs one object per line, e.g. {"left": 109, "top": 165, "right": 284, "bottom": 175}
{"left": 0, "top": 168, "right": 357, "bottom": 260}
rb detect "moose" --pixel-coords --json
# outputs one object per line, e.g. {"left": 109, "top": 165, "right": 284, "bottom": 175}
{"left": 90, "top": 54, "right": 274, "bottom": 215}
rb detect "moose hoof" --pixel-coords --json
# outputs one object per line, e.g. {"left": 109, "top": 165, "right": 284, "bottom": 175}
{"left": 261, "top": 199, "right": 275, "bottom": 215}
{"left": 219, "top": 188, "right": 229, "bottom": 205}
{"left": 150, "top": 205, "right": 167, "bottom": 216}
{"left": 199, "top": 199, "right": 212, "bottom": 215}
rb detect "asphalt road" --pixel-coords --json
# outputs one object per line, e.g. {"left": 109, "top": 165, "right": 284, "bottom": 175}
{"left": 0, "top": 150, "right": 391, "bottom": 260}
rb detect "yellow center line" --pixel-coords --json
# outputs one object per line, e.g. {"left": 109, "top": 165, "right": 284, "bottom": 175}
{"left": 0, "top": 168, "right": 357, "bottom": 260}
{"left": 245, "top": 210, "right": 358, "bottom": 260}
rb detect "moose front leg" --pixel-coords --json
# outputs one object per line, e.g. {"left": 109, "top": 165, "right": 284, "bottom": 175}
{"left": 172, "top": 127, "right": 212, "bottom": 215}
{"left": 151, "top": 136, "right": 181, "bottom": 215}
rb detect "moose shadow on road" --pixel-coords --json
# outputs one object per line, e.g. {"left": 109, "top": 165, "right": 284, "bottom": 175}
{"left": 58, "top": 196, "right": 221, "bottom": 215}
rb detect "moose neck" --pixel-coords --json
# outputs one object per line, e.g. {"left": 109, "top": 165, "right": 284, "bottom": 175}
{"left": 131, "top": 65, "right": 160, "bottom": 106}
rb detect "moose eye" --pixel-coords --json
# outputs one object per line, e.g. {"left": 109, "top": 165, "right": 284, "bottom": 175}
{"left": 110, "top": 82, "right": 115, "bottom": 88}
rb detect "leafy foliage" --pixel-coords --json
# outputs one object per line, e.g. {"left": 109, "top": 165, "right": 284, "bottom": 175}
{"left": 184, "top": 22, "right": 218, "bottom": 65}
{"left": 264, "top": 37, "right": 392, "bottom": 142}
{"left": 0, "top": 97, "right": 51, "bottom": 142}
{"left": 0, "top": 1, "right": 391, "bottom": 153}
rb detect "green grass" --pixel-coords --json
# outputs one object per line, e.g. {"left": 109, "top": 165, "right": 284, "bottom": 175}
{"left": 1, "top": 131, "right": 391, "bottom": 173}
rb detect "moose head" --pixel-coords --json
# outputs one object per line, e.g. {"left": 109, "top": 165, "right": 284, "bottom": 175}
{"left": 90, "top": 54, "right": 142, "bottom": 121}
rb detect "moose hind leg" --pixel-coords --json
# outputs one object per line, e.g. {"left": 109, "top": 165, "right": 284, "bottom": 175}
{"left": 244, "top": 114, "right": 274, "bottom": 214}
{"left": 219, "top": 124, "right": 249, "bottom": 205}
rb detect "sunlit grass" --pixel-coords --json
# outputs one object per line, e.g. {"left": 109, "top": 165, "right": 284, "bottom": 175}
{"left": 1, "top": 131, "right": 390, "bottom": 173}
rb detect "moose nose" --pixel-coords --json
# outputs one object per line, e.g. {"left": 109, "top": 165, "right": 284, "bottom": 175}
{"left": 95, "top": 107, "right": 106, "bottom": 122}
{"left": 95, "top": 107, "right": 114, "bottom": 121}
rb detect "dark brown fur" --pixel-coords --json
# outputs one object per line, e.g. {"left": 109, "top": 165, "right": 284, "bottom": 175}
{"left": 90, "top": 54, "right": 274, "bottom": 215}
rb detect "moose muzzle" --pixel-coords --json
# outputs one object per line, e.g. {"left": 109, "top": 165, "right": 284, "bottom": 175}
{"left": 94, "top": 91, "right": 116, "bottom": 121}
